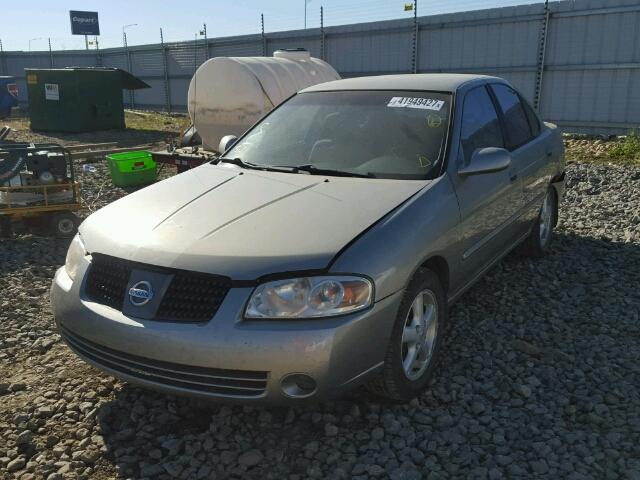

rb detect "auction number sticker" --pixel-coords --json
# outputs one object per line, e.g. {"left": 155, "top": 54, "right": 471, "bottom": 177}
{"left": 45, "top": 83, "right": 59, "bottom": 101}
{"left": 387, "top": 96, "right": 444, "bottom": 111}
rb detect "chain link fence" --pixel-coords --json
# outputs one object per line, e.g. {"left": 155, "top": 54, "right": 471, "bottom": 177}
{"left": 1, "top": 0, "right": 639, "bottom": 134}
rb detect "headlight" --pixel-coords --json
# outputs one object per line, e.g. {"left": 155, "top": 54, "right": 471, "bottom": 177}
{"left": 245, "top": 276, "right": 373, "bottom": 319}
{"left": 64, "top": 234, "right": 86, "bottom": 281}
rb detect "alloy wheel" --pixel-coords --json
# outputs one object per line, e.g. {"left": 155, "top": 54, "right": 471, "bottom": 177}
{"left": 401, "top": 289, "right": 438, "bottom": 381}
{"left": 539, "top": 192, "right": 553, "bottom": 245}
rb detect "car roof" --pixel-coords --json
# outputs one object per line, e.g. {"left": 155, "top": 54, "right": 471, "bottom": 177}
{"left": 301, "top": 73, "right": 504, "bottom": 94}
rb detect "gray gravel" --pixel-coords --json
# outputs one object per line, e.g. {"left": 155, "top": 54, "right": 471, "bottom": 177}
{"left": 1, "top": 161, "right": 639, "bottom": 479}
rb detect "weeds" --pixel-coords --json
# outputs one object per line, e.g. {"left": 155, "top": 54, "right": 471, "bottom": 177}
{"left": 609, "top": 131, "right": 640, "bottom": 163}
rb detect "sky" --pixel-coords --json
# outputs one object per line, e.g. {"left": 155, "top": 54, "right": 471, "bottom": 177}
{"left": 2, "top": 0, "right": 541, "bottom": 52}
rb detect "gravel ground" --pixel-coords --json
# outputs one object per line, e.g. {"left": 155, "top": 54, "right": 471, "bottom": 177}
{"left": 1, "top": 160, "right": 640, "bottom": 480}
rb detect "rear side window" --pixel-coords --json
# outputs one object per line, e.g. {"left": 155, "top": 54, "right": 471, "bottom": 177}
{"left": 460, "top": 86, "right": 504, "bottom": 164}
{"left": 490, "top": 84, "right": 532, "bottom": 149}
{"left": 521, "top": 96, "right": 541, "bottom": 137}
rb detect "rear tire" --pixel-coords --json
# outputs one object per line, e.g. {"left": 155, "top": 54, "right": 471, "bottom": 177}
{"left": 517, "top": 187, "right": 557, "bottom": 258}
{"left": 367, "top": 268, "right": 446, "bottom": 402}
{"left": 51, "top": 211, "right": 79, "bottom": 238}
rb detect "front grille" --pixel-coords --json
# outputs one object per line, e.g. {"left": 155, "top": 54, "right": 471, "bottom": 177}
{"left": 156, "top": 271, "right": 230, "bottom": 321}
{"left": 85, "top": 254, "right": 130, "bottom": 309}
{"left": 60, "top": 326, "right": 268, "bottom": 397}
{"left": 85, "top": 253, "right": 231, "bottom": 322}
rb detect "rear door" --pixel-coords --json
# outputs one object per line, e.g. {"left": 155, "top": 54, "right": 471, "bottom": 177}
{"left": 489, "top": 83, "right": 549, "bottom": 232}
{"left": 450, "top": 85, "right": 523, "bottom": 281}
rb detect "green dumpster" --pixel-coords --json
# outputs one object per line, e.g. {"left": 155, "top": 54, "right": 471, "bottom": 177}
{"left": 106, "top": 151, "right": 157, "bottom": 187}
{"left": 25, "top": 67, "right": 150, "bottom": 132}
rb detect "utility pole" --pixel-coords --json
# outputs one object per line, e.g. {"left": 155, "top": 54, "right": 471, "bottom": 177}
{"left": 123, "top": 24, "right": 137, "bottom": 50}
{"left": 28, "top": 38, "right": 42, "bottom": 52}
{"left": 261, "top": 14, "right": 266, "bottom": 56}
{"left": 84, "top": 34, "right": 89, "bottom": 50}
{"left": 0, "top": 39, "right": 4, "bottom": 75}
{"left": 304, "top": 0, "right": 308, "bottom": 29}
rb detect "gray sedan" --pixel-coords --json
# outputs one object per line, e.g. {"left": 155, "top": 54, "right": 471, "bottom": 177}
{"left": 51, "top": 74, "right": 565, "bottom": 404}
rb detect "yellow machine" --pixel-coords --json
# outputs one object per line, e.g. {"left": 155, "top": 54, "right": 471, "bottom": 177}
{"left": 0, "top": 143, "right": 81, "bottom": 237}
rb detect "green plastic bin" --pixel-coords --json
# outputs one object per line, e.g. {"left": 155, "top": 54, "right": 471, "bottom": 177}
{"left": 106, "top": 151, "right": 157, "bottom": 187}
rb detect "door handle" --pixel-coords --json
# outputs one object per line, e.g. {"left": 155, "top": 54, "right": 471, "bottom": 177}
{"left": 510, "top": 174, "right": 518, "bottom": 182}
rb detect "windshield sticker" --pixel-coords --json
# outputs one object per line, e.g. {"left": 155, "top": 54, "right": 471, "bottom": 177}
{"left": 387, "top": 97, "right": 445, "bottom": 111}
{"left": 418, "top": 155, "right": 432, "bottom": 168}
{"left": 427, "top": 114, "right": 443, "bottom": 128}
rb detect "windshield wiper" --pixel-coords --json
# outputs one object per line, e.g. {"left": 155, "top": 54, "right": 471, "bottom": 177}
{"left": 214, "top": 158, "right": 373, "bottom": 178}
{"left": 214, "top": 157, "right": 297, "bottom": 173}
{"left": 288, "top": 164, "right": 376, "bottom": 178}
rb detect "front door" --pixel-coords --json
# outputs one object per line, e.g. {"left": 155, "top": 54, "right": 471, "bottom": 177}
{"left": 450, "top": 85, "right": 524, "bottom": 286}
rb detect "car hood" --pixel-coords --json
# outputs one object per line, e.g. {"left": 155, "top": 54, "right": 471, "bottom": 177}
{"left": 80, "top": 164, "right": 429, "bottom": 279}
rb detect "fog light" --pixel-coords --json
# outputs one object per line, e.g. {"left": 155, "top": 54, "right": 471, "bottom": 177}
{"left": 281, "top": 373, "right": 317, "bottom": 398}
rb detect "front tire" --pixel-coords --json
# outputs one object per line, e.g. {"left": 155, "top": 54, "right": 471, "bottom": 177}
{"left": 518, "top": 187, "right": 557, "bottom": 257}
{"left": 367, "top": 268, "right": 446, "bottom": 401}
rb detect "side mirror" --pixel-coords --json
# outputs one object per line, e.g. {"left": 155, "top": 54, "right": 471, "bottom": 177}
{"left": 458, "top": 147, "right": 512, "bottom": 176}
{"left": 218, "top": 135, "right": 238, "bottom": 154}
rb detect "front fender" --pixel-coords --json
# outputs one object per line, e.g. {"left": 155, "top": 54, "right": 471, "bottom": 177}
{"left": 329, "top": 174, "right": 460, "bottom": 301}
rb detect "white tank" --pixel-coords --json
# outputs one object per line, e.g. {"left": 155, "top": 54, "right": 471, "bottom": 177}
{"left": 187, "top": 50, "right": 340, "bottom": 151}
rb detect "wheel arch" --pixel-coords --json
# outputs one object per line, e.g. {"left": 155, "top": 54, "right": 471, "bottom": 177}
{"left": 550, "top": 171, "right": 564, "bottom": 228}
{"left": 417, "top": 255, "right": 450, "bottom": 297}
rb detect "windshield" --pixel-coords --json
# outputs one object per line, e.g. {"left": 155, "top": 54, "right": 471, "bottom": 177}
{"left": 225, "top": 90, "right": 452, "bottom": 179}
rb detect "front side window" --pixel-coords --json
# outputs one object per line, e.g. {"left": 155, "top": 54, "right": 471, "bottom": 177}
{"left": 225, "top": 90, "right": 452, "bottom": 179}
{"left": 490, "top": 84, "right": 533, "bottom": 149}
{"left": 459, "top": 86, "right": 504, "bottom": 164}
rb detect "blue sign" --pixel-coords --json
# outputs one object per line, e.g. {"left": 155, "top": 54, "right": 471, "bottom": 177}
{"left": 69, "top": 11, "right": 100, "bottom": 36}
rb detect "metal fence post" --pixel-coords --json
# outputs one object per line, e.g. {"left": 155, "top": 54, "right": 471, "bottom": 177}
{"left": 0, "top": 39, "right": 5, "bottom": 75}
{"left": 193, "top": 34, "right": 198, "bottom": 75}
{"left": 533, "top": 0, "right": 550, "bottom": 112}
{"left": 320, "top": 7, "right": 325, "bottom": 61}
{"left": 124, "top": 31, "right": 135, "bottom": 109}
{"left": 96, "top": 37, "right": 102, "bottom": 67}
{"left": 411, "top": 0, "right": 418, "bottom": 73}
{"left": 203, "top": 23, "right": 209, "bottom": 59}
{"left": 48, "top": 38, "right": 54, "bottom": 67}
{"left": 261, "top": 14, "right": 267, "bottom": 56}
{"left": 160, "top": 28, "right": 172, "bottom": 113}
{"left": 127, "top": 48, "right": 135, "bottom": 108}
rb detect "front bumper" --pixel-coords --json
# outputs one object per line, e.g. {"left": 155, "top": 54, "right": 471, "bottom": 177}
{"left": 51, "top": 258, "right": 403, "bottom": 404}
